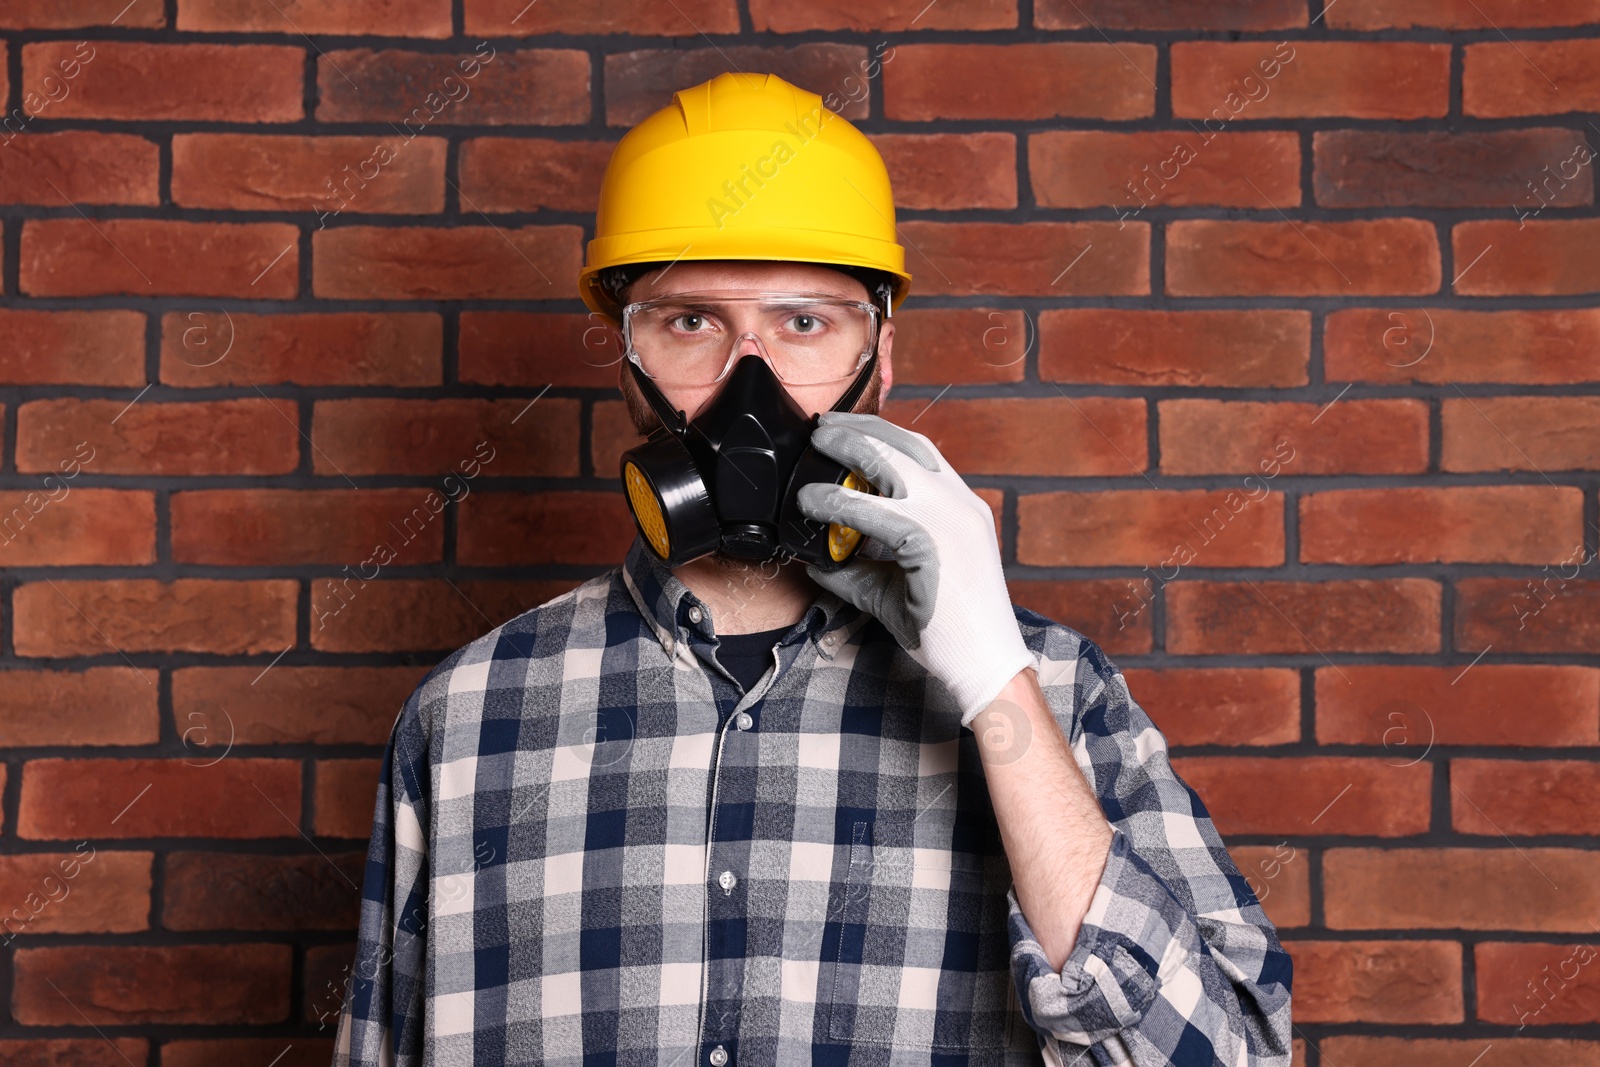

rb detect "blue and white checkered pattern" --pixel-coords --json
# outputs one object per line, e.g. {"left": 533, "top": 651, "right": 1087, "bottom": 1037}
{"left": 331, "top": 534, "right": 1293, "bottom": 1067}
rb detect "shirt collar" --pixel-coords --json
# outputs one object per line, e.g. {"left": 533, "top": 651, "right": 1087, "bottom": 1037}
{"left": 620, "top": 533, "right": 861, "bottom": 658}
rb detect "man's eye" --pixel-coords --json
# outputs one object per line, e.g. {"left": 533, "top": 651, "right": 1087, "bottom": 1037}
{"left": 671, "top": 313, "right": 706, "bottom": 331}
{"left": 789, "top": 313, "right": 821, "bottom": 333}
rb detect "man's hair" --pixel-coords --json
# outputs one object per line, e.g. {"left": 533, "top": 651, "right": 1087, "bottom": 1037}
{"left": 597, "top": 261, "right": 895, "bottom": 318}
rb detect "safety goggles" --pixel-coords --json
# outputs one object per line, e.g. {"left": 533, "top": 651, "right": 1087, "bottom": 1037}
{"left": 620, "top": 289, "right": 882, "bottom": 387}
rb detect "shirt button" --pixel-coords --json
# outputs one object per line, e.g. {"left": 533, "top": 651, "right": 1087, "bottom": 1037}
{"left": 736, "top": 712, "right": 753, "bottom": 731}
{"left": 820, "top": 632, "right": 837, "bottom": 649}
{"left": 718, "top": 870, "right": 737, "bottom": 892}
{"left": 709, "top": 1046, "right": 729, "bottom": 1066}
{"left": 688, "top": 605, "right": 703, "bottom": 624}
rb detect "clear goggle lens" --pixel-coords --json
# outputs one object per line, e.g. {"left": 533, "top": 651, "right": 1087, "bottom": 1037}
{"left": 621, "top": 290, "right": 879, "bottom": 387}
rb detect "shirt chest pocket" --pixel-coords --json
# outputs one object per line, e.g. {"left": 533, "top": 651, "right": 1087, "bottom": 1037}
{"left": 827, "top": 819, "right": 1018, "bottom": 1051}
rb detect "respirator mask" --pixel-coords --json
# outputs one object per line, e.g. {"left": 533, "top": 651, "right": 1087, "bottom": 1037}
{"left": 616, "top": 286, "right": 890, "bottom": 570}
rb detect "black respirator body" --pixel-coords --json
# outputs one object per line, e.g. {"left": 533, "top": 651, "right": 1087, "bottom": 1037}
{"left": 619, "top": 345, "right": 879, "bottom": 571}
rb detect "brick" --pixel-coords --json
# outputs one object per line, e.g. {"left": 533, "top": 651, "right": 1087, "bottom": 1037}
{"left": 1326, "top": 308, "right": 1600, "bottom": 385}
{"left": 1167, "top": 218, "right": 1440, "bottom": 296}
{"left": 751, "top": 0, "right": 1014, "bottom": 29}
{"left": 899, "top": 221, "right": 1149, "bottom": 296}
{"left": 1171, "top": 756, "right": 1432, "bottom": 836}
{"left": 1332, "top": 0, "right": 1600, "bottom": 27}
{"left": 458, "top": 138, "right": 613, "bottom": 214}
{"left": 12, "top": 944, "right": 290, "bottom": 1024}
{"left": 0, "top": 490, "right": 154, "bottom": 566}
{"left": 19, "top": 758, "right": 300, "bottom": 839}
{"left": 0, "top": 132, "right": 159, "bottom": 205}
{"left": 458, "top": 492, "right": 637, "bottom": 567}
{"left": 1465, "top": 41, "right": 1600, "bottom": 117}
{"left": 1443, "top": 397, "right": 1600, "bottom": 472}
{"left": 1300, "top": 486, "right": 1584, "bottom": 565}
{"left": 0, "top": 1039, "right": 151, "bottom": 1066}
{"left": 1031, "top": 131, "right": 1299, "bottom": 210}
{"left": 0, "top": 1, "right": 164, "bottom": 26}
{"left": 160, "top": 312, "right": 442, "bottom": 387}
{"left": 1316, "top": 665, "right": 1599, "bottom": 748}
{"left": 163, "top": 852, "right": 363, "bottom": 931}
{"left": 1476, "top": 942, "right": 1600, "bottom": 1026}
{"left": 1321, "top": 1037, "right": 1600, "bottom": 1067}
{"left": 886, "top": 44, "right": 1155, "bottom": 121}
{"left": 470, "top": 0, "right": 739, "bottom": 34}
{"left": 316, "top": 759, "right": 384, "bottom": 839}
{"left": 872, "top": 133, "right": 1018, "bottom": 210}
{"left": 1158, "top": 399, "right": 1426, "bottom": 475}
{"left": 1314, "top": 129, "right": 1593, "bottom": 210}
{"left": 22, "top": 42, "right": 301, "bottom": 122}
{"left": 1010, "top": 580, "right": 1153, "bottom": 657}
{"left": 1326, "top": 848, "right": 1600, "bottom": 931}
{"left": 1172, "top": 42, "right": 1449, "bottom": 120}
{"left": 1286, "top": 940, "right": 1462, "bottom": 1023}
{"left": 171, "top": 490, "right": 446, "bottom": 567}
{"left": 1167, "top": 579, "right": 1441, "bottom": 655}
{"left": 172, "top": 133, "right": 446, "bottom": 215}
{"left": 1040, "top": 310, "right": 1308, "bottom": 387}
{"left": 1036, "top": 0, "right": 1304, "bottom": 28}
{"left": 12, "top": 579, "right": 297, "bottom": 657}
{"left": 884, "top": 309, "right": 1029, "bottom": 385}
{"left": 311, "top": 579, "right": 578, "bottom": 652}
{"left": 0, "top": 310, "right": 145, "bottom": 386}
{"left": 179, "top": 0, "right": 451, "bottom": 36}
{"left": 1229, "top": 843, "right": 1310, "bottom": 928}
{"left": 313, "top": 225, "right": 583, "bottom": 300}
{"left": 605, "top": 46, "right": 871, "bottom": 126}
{"left": 318, "top": 47, "right": 589, "bottom": 125}
{"left": 1123, "top": 668, "right": 1300, "bottom": 747}
{"left": 16, "top": 398, "right": 299, "bottom": 475}
{"left": 173, "top": 666, "right": 427, "bottom": 746}
{"left": 0, "top": 850, "right": 150, "bottom": 934}
{"left": 1454, "top": 220, "right": 1600, "bottom": 296}
{"left": 1453, "top": 761, "right": 1600, "bottom": 837}
{"left": 163, "top": 1040, "right": 337, "bottom": 1067}
{"left": 880, "top": 397, "right": 1147, "bottom": 477}
{"left": 20, "top": 219, "right": 299, "bottom": 298}
{"left": 1456, "top": 578, "right": 1600, "bottom": 655}
{"left": 0, "top": 668, "right": 159, "bottom": 748}
{"left": 1018, "top": 489, "right": 1282, "bottom": 568}
{"left": 310, "top": 398, "right": 578, "bottom": 476}
{"left": 459, "top": 312, "right": 625, "bottom": 388}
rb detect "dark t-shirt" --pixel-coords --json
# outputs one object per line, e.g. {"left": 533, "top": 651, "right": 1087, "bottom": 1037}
{"left": 714, "top": 623, "right": 791, "bottom": 692}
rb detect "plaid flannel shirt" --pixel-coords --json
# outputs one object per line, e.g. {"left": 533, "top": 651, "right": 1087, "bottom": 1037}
{"left": 331, "top": 533, "right": 1293, "bottom": 1067}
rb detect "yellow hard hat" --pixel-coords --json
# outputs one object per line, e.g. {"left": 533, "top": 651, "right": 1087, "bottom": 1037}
{"left": 579, "top": 71, "right": 912, "bottom": 321}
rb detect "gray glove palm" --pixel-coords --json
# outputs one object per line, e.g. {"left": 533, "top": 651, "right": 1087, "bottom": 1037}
{"left": 796, "top": 412, "right": 1035, "bottom": 726}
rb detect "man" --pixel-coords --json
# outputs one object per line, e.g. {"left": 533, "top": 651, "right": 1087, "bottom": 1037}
{"left": 331, "top": 72, "right": 1292, "bottom": 1067}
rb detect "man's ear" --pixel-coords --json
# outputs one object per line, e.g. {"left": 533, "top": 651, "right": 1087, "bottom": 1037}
{"left": 877, "top": 320, "right": 894, "bottom": 402}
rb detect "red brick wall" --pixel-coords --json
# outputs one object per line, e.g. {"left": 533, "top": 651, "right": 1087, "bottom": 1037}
{"left": 1, "top": 2, "right": 1597, "bottom": 1064}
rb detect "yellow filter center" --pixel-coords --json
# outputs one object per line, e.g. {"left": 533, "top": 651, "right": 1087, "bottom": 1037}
{"left": 827, "top": 469, "right": 871, "bottom": 562}
{"left": 624, "top": 462, "right": 671, "bottom": 559}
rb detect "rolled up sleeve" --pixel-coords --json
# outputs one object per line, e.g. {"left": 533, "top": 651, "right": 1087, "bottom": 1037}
{"left": 1006, "top": 618, "right": 1294, "bottom": 1066}
{"left": 330, "top": 694, "right": 434, "bottom": 1067}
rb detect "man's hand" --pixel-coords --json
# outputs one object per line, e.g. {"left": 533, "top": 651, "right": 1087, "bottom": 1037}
{"left": 796, "top": 411, "right": 1036, "bottom": 726}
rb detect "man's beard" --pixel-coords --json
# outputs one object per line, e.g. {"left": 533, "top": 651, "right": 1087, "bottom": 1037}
{"left": 620, "top": 363, "right": 885, "bottom": 571}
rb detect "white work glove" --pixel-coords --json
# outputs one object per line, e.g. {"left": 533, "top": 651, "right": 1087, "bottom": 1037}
{"left": 796, "top": 411, "right": 1036, "bottom": 727}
